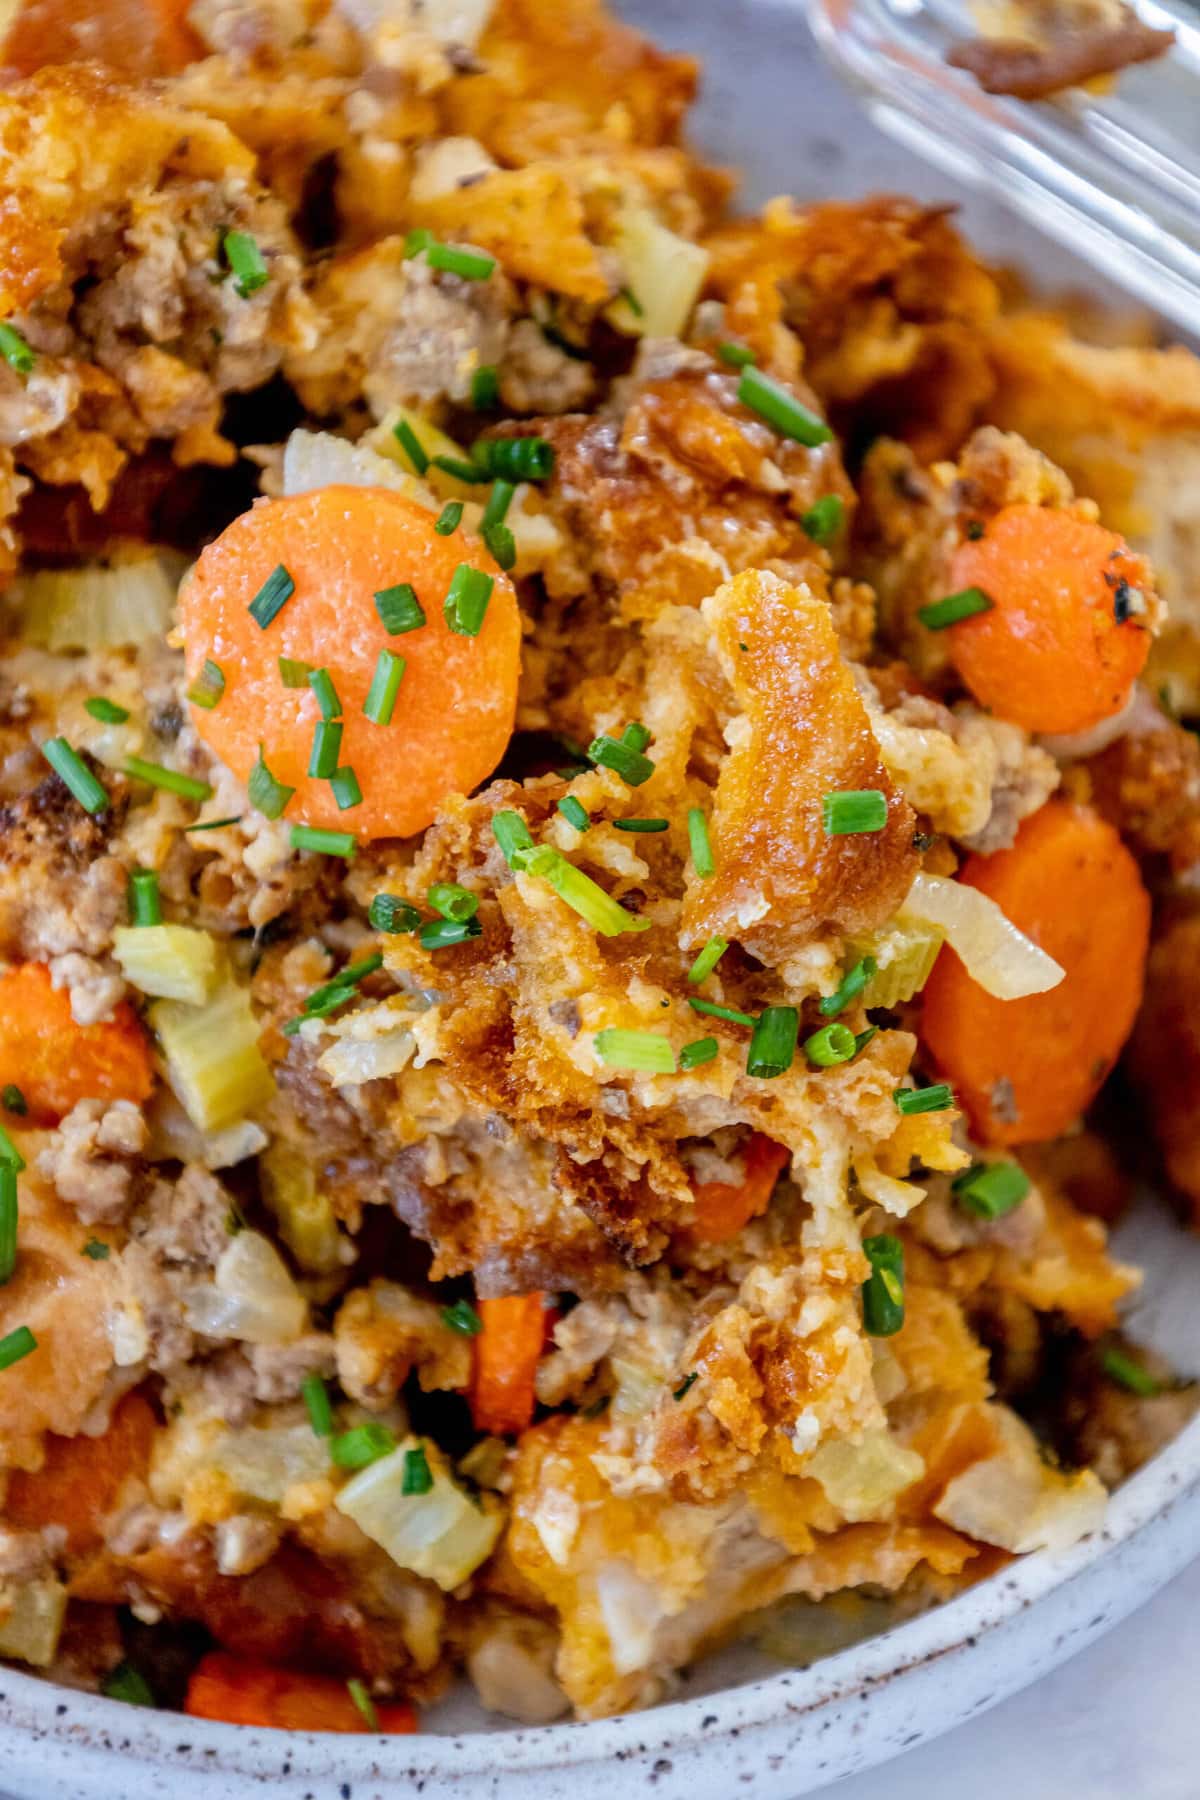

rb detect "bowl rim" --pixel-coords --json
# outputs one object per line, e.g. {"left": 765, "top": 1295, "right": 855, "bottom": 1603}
{"left": 2, "top": 1407, "right": 1199, "bottom": 1786}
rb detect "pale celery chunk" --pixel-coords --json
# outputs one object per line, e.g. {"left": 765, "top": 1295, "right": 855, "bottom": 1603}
{"left": 9, "top": 553, "right": 182, "bottom": 652}
{"left": 113, "top": 923, "right": 219, "bottom": 1005}
{"left": 152, "top": 982, "right": 274, "bottom": 1133}
{"left": 368, "top": 407, "right": 479, "bottom": 503}
{"left": 260, "top": 1140, "right": 343, "bottom": 1274}
{"left": 605, "top": 208, "right": 709, "bottom": 339}
{"left": 847, "top": 920, "right": 946, "bottom": 1011}
{"left": 335, "top": 1436, "right": 503, "bottom": 1590}
{"left": 0, "top": 1578, "right": 67, "bottom": 1667}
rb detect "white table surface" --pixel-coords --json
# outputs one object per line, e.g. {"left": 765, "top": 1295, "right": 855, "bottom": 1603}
{"left": 823, "top": 1552, "right": 1200, "bottom": 1800}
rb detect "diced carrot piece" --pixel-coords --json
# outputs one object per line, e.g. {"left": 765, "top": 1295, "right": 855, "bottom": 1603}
{"left": 685, "top": 1132, "right": 790, "bottom": 1243}
{"left": 2, "top": 0, "right": 203, "bottom": 77}
{"left": 0, "top": 962, "right": 153, "bottom": 1125}
{"left": 470, "top": 1294, "right": 549, "bottom": 1437}
{"left": 945, "top": 504, "right": 1153, "bottom": 735}
{"left": 921, "top": 799, "right": 1150, "bottom": 1144}
{"left": 5, "top": 1391, "right": 157, "bottom": 1557}
{"left": 184, "top": 1652, "right": 418, "bottom": 1733}
{"left": 178, "top": 487, "right": 521, "bottom": 841}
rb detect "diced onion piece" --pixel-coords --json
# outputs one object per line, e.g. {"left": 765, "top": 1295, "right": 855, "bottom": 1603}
{"left": 260, "top": 1140, "right": 343, "bottom": 1274}
{"left": 368, "top": 408, "right": 481, "bottom": 503}
{"left": 152, "top": 981, "right": 275, "bottom": 1133}
{"left": 897, "top": 873, "right": 1064, "bottom": 1000}
{"left": 281, "top": 428, "right": 435, "bottom": 509}
{"left": 207, "top": 1420, "right": 330, "bottom": 1504}
{"left": 807, "top": 1427, "right": 925, "bottom": 1522}
{"left": 9, "top": 553, "right": 182, "bottom": 651}
{"left": 113, "top": 923, "right": 219, "bottom": 1006}
{"left": 594, "top": 1560, "right": 664, "bottom": 1676}
{"left": 0, "top": 1577, "right": 67, "bottom": 1667}
{"left": 933, "top": 1404, "right": 1107, "bottom": 1553}
{"left": 610, "top": 1356, "right": 661, "bottom": 1420}
{"left": 847, "top": 920, "right": 945, "bottom": 1010}
{"left": 183, "top": 1229, "right": 307, "bottom": 1345}
{"left": 410, "top": 136, "right": 497, "bottom": 203}
{"left": 335, "top": 1435, "right": 502, "bottom": 1591}
{"left": 605, "top": 209, "right": 710, "bottom": 340}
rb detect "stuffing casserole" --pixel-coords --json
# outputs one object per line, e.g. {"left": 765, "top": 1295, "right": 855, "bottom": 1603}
{"left": 0, "top": 0, "right": 1197, "bottom": 1734}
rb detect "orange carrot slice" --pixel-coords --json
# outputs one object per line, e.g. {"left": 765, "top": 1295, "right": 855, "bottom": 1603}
{"left": 179, "top": 487, "right": 521, "bottom": 841}
{"left": 3, "top": 0, "right": 203, "bottom": 76}
{"left": 470, "top": 1294, "right": 549, "bottom": 1437}
{"left": 5, "top": 1391, "right": 156, "bottom": 1557}
{"left": 944, "top": 505, "right": 1153, "bottom": 735}
{"left": 685, "top": 1132, "right": 790, "bottom": 1243}
{"left": 0, "top": 962, "right": 153, "bottom": 1125}
{"left": 921, "top": 799, "right": 1150, "bottom": 1143}
{"left": 184, "top": 1653, "right": 418, "bottom": 1733}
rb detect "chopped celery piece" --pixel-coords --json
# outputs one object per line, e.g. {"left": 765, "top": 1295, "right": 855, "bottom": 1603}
{"left": 371, "top": 407, "right": 480, "bottom": 502}
{"left": 335, "top": 1435, "right": 503, "bottom": 1591}
{"left": 10, "top": 553, "right": 182, "bottom": 652}
{"left": 259, "top": 1140, "right": 343, "bottom": 1274}
{"left": 112, "top": 924, "right": 219, "bottom": 1006}
{"left": 0, "top": 1578, "right": 67, "bottom": 1667}
{"left": 848, "top": 921, "right": 946, "bottom": 1011}
{"left": 605, "top": 208, "right": 709, "bottom": 339}
{"left": 152, "top": 981, "right": 274, "bottom": 1133}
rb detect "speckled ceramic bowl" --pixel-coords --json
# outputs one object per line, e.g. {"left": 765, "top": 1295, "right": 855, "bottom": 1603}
{"left": 2, "top": 4, "right": 1198, "bottom": 1795}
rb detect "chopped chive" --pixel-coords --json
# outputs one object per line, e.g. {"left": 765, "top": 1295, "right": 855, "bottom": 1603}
{"left": 82, "top": 1238, "right": 110, "bottom": 1260}
{"left": 893, "top": 1083, "right": 954, "bottom": 1115}
{"left": 473, "top": 437, "right": 555, "bottom": 482}
{"left": 432, "top": 454, "right": 487, "bottom": 485}
{"left": 483, "top": 521, "right": 516, "bottom": 571}
{"left": 0, "top": 1124, "right": 24, "bottom": 1173}
{"left": 290, "top": 825, "right": 357, "bottom": 859}
{"left": 588, "top": 732, "right": 654, "bottom": 787}
{"left": 716, "top": 340, "right": 756, "bottom": 368}
{"left": 688, "top": 997, "right": 755, "bottom": 1028}
{"left": 308, "top": 719, "right": 342, "bottom": 781}
{"left": 737, "top": 364, "right": 832, "bottom": 446}
{"left": 308, "top": 667, "right": 342, "bottom": 720}
{"left": 918, "top": 587, "right": 994, "bottom": 631}
{"left": 124, "top": 758, "right": 212, "bottom": 802}
{"left": 492, "top": 810, "right": 535, "bottom": 868}
{"left": 401, "top": 1443, "right": 434, "bottom": 1495}
{"left": 346, "top": 1679, "right": 379, "bottom": 1731}
{"left": 820, "top": 956, "right": 876, "bottom": 1018}
{"left": 444, "top": 564, "right": 494, "bottom": 636}
{"left": 0, "top": 1164, "right": 16, "bottom": 1286}
{"left": 594, "top": 1028, "right": 676, "bottom": 1074}
{"left": 687, "top": 807, "right": 714, "bottom": 878}
{"left": 482, "top": 479, "right": 515, "bottom": 528}
{"left": 673, "top": 1371, "right": 699, "bottom": 1401}
{"left": 369, "top": 893, "right": 421, "bottom": 934}
{"left": 619, "top": 285, "right": 645, "bottom": 318}
{"left": 0, "top": 1324, "right": 36, "bottom": 1371}
{"left": 613, "top": 818, "right": 668, "bottom": 834}
{"left": 302, "top": 1372, "right": 334, "bottom": 1437}
{"left": 427, "top": 242, "right": 496, "bottom": 281}
{"left": 435, "top": 500, "right": 464, "bottom": 536}
{"left": 247, "top": 564, "right": 295, "bottom": 630}
{"left": 330, "top": 1422, "right": 395, "bottom": 1470}
{"left": 278, "top": 655, "right": 313, "bottom": 688}
{"left": 128, "top": 868, "right": 162, "bottom": 927}
{"left": 419, "top": 916, "right": 482, "bottom": 949}
{"left": 621, "top": 723, "right": 652, "bottom": 752}
{"left": 687, "top": 937, "right": 728, "bottom": 985}
{"left": 800, "top": 494, "right": 845, "bottom": 546}
{"left": 803, "top": 1021, "right": 856, "bottom": 1067}
{"left": 952, "top": 1160, "right": 1030, "bottom": 1220}
{"left": 1099, "top": 1344, "right": 1162, "bottom": 1398}
{"left": 84, "top": 696, "right": 129, "bottom": 724}
{"left": 392, "top": 419, "right": 429, "bottom": 476}
{"left": 304, "top": 954, "right": 383, "bottom": 1016}
{"left": 222, "top": 229, "right": 269, "bottom": 297}
{"left": 679, "top": 1036, "right": 719, "bottom": 1070}
{"left": 471, "top": 365, "right": 499, "bottom": 410}
{"left": 822, "top": 789, "right": 888, "bottom": 835}
{"left": 282, "top": 984, "right": 354, "bottom": 1034}
{"left": 521, "top": 845, "right": 649, "bottom": 937}
{"left": 862, "top": 1235, "right": 904, "bottom": 1336}
{"left": 329, "top": 766, "right": 362, "bottom": 811}
{"left": 0, "top": 321, "right": 35, "bottom": 375}
{"left": 442, "top": 1298, "right": 483, "bottom": 1335}
{"left": 747, "top": 1005, "right": 799, "bottom": 1079}
{"left": 404, "top": 227, "right": 435, "bottom": 258}
{"left": 101, "top": 1662, "right": 155, "bottom": 1708}
{"left": 40, "top": 738, "right": 108, "bottom": 813}
{"left": 1, "top": 1085, "right": 25, "bottom": 1116}
{"left": 187, "top": 658, "right": 225, "bottom": 710}
{"left": 557, "top": 796, "right": 590, "bottom": 832}
{"left": 363, "top": 648, "right": 406, "bottom": 727}
{"left": 854, "top": 1027, "right": 877, "bottom": 1056}
{"left": 375, "top": 582, "right": 425, "bottom": 634}
{"left": 427, "top": 882, "right": 479, "bottom": 923}
{"left": 247, "top": 744, "right": 295, "bottom": 821}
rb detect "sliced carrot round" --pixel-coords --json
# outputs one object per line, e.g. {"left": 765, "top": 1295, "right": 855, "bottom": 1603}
{"left": 5, "top": 1390, "right": 156, "bottom": 1556}
{"left": 180, "top": 487, "right": 521, "bottom": 841}
{"left": 920, "top": 799, "right": 1150, "bottom": 1144}
{"left": 0, "top": 962, "right": 153, "bottom": 1125}
{"left": 184, "top": 1652, "right": 418, "bottom": 1733}
{"left": 685, "top": 1133, "right": 789, "bottom": 1244}
{"left": 946, "top": 504, "right": 1152, "bottom": 735}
